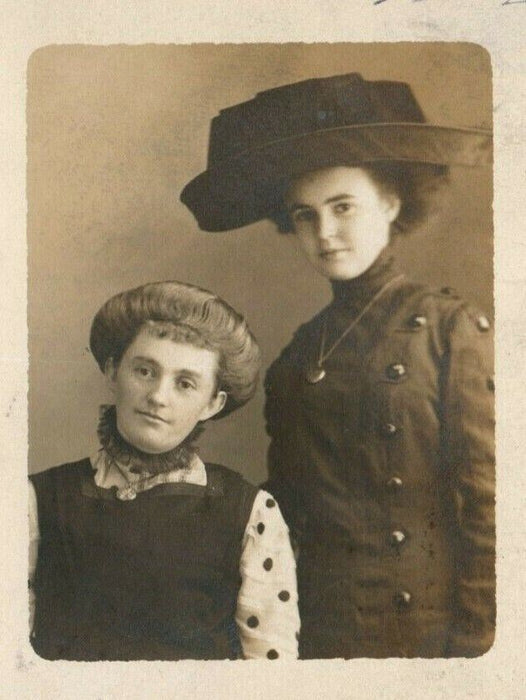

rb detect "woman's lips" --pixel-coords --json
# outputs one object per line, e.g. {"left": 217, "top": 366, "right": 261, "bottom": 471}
{"left": 136, "top": 410, "right": 169, "bottom": 424}
{"left": 319, "top": 248, "right": 350, "bottom": 259}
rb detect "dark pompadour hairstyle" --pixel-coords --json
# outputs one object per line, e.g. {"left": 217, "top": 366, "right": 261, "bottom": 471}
{"left": 89, "top": 280, "right": 261, "bottom": 419}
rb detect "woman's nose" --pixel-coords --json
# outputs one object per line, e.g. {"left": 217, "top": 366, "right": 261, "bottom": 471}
{"left": 316, "top": 211, "right": 338, "bottom": 240}
{"left": 147, "top": 378, "right": 170, "bottom": 405}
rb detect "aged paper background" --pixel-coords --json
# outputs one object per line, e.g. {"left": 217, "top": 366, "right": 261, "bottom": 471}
{"left": 1, "top": 1, "right": 525, "bottom": 698}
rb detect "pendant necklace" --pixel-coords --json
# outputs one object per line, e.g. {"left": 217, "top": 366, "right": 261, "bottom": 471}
{"left": 111, "top": 458, "right": 150, "bottom": 501}
{"left": 305, "top": 274, "right": 405, "bottom": 384}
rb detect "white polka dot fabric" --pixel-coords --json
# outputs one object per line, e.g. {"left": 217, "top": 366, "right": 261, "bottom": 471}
{"left": 237, "top": 490, "right": 300, "bottom": 659}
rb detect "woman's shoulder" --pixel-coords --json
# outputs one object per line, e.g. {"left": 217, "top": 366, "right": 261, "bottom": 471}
{"left": 204, "top": 462, "right": 258, "bottom": 492}
{"left": 396, "top": 280, "right": 491, "bottom": 326}
{"left": 391, "top": 280, "right": 493, "bottom": 359}
{"left": 264, "top": 307, "right": 328, "bottom": 375}
{"left": 273, "top": 281, "right": 489, "bottom": 341}
{"left": 29, "top": 457, "right": 92, "bottom": 485}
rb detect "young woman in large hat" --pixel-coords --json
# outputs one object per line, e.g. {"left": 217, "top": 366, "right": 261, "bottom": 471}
{"left": 181, "top": 73, "right": 495, "bottom": 658}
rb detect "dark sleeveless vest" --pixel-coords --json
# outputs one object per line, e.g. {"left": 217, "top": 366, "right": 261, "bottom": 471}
{"left": 30, "top": 458, "right": 258, "bottom": 661}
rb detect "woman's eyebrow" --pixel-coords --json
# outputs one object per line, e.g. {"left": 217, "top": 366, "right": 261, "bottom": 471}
{"left": 286, "top": 202, "right": 312, "bottom": 213}
{"left": 287, "top": 193, "right": 355, "bottom": 211}
{"left": 132, "top": 355, "right": 158, "bottom": 365}
{"left": 134, "top": 357, "right": 203, "bottom": 374}
{"left": 324, "top": 193, "right": 355, "bottom": 204}
{"left": 175, "top": 368, "right": 203, "bottom": 379}
{"left": 132, "top": 356, "right": 205, "bottom": 380}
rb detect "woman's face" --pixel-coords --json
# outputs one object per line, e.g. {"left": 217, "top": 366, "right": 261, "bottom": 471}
{"left": 284, "top": 166, "right": 400, "bottom": 281}
{"left": 105, "top": 327, "right": 226, "bottom": 454}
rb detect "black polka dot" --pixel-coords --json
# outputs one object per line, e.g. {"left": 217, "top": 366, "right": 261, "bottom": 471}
{"left": 257, "top": 522, "right": 265, "bottom": 534}
{"left": 267, "top": 649, "right": 279, "bottom": 659}
{"left": 266, "top": 498, "right": 276, "bottom": 508}
{"left": 278, "top": 590, "right": 290, "bottom": 602}
{"left": 263, "top": 557, "right": 273, "bottom": 571}
{"left": 247, "top": 615, "right": 259, "bottom": 628}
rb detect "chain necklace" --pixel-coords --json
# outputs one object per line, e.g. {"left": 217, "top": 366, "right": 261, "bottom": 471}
{"left": 305, "top": 274, "right": 405, "bottom": 384}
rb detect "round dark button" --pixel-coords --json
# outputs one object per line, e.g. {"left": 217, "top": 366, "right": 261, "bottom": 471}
{"left": 386, "top": 475, "right": 403, "bottom": 491}
{"left": 381, "top": 422, "right": 398, "bottom": 437}
{"left": 394, "top": 590, "right": 412, "bottom": 608}
{"left": 408, "top": 314, "right": 427, "bottom": 329}
{"left": 267, "top": 649, "right": 279, "bottom": 660}
{"left": 247, "top": 615, "right": 259, "bottom": 628}
{"left": 263, "top": 557, "right": 273, "bottom": 571}
{"left": 266, "top": 498, "right": 276, "bottom": 508}
{"left": 386, "top": 363, "right": 406, "bottom": 380}
{"left": 389, "top": 530, "right": 406, "bottom": 546}
{"left": 278, "top": 590, "right": 290, "bottom": 602}
{"left": 257, "top": 522, "right": 265, "bottom": 534}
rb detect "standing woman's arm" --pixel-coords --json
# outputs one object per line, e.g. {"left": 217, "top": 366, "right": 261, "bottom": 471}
{"left": 263, "top": 360, "right": 306, "bottom": 549}
{"left": 442, "top": 304, "right": 496, "bottom": 657}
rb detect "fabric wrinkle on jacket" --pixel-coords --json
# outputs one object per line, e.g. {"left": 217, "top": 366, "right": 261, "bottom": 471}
{"left": 264, "top": 249, "right": 495, "bottom": 659}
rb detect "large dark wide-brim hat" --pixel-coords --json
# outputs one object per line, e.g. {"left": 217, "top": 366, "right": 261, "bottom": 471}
{"left": 180, "top": 73, "right": 492, "bottom": 232}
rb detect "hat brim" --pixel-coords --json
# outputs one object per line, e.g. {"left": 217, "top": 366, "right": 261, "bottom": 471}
{"left": 181, "top": 123, "right": 492, "bottom": 232}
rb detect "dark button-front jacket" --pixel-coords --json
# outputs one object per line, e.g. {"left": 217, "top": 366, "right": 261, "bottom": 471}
{"left": 264, "top": 276, "right": 495, "bottom": 658}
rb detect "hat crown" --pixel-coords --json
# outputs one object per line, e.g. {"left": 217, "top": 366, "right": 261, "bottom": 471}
{"left": 207, "top": 73, "right": 426, "bottom": 167}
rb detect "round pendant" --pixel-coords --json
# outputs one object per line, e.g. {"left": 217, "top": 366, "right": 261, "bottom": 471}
{"left": 305, "top": 366, "right": 326, "bottom": 384}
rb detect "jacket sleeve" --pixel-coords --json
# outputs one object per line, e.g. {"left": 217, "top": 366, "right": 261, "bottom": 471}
{"left": 442, "top": 304, "right": 496, "bottom": 657}
{"left": 262, "top": 360, "right": 306, "bottom": 546}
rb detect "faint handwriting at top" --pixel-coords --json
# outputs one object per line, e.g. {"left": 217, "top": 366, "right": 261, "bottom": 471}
{"left": 373, "top": 0, "right": 426, "bottom": 4}
{"left": 373, "top": 0, "right": 525, "bottom": 4}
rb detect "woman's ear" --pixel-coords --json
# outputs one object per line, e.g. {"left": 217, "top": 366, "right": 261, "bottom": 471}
{"left": 104, "top": 358, "right": 117, "bottom": 393}
{"left": 384, "top": 194, "right": 401, "bottom": 224}
{"left": 199, "top": 391, "right": 228, "bottom": 422}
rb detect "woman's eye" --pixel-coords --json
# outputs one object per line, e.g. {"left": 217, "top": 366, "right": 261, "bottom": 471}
{"left": 334, "top": 201, "right": 353, "bottom": 214}
{"left": 135, "top": 366, "right": 153, "bottom": 378}
{"left": 177, "top": 377, "right": 196, "bottom": 391}
{"left": 292, "top": 209, "right": 316, "bottom": 223}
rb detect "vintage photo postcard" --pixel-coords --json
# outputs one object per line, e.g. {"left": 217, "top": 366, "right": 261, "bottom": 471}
{"left": 2, "top": 2, "right": 526, "bottom": 698}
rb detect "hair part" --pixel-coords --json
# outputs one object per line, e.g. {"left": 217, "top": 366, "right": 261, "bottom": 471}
{"left": 90, "top": 281, "right": 261, "bottom": 419}
{"left": 270, "top": 161, "right": 450, "bottom": 236}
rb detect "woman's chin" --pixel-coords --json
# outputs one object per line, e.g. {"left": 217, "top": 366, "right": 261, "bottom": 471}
{"left": 323, "top": 266, "right": 364, "bottom": 281}
{"left": 125, "top": 436, "right": 180, "bottom": 456}
{"left": 321, "top": 257, "right": 383, "bottom": 281}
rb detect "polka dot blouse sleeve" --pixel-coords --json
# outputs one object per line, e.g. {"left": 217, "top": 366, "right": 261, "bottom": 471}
{"left": 236, "top": 489, "right": 300, "bottom": 659}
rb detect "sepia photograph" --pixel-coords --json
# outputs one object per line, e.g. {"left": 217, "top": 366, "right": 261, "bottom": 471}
{"left": 26, "top": 43, "right": 494, "bottom": 663}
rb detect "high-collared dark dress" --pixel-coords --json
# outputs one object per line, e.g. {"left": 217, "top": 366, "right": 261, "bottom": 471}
{"left": 264, "top": 252, "right": 495, "bottom": 658}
